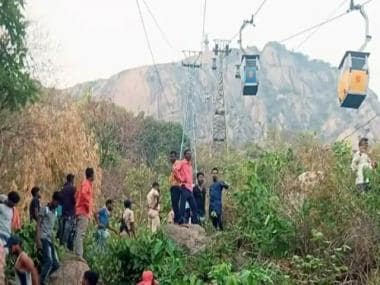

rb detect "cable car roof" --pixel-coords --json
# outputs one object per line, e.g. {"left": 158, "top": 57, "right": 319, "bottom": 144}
{"left": 338, "top": 51, "right": 370, "bottom": 69}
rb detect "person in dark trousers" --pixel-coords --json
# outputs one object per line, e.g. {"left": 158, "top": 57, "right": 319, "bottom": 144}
{"left": 29, "top": 187, "right": 41, "bottom": 223}
{"left": 176, "top": 149, "right": 199, "bottom": 226}
{"left": 36, "top": 192, "right": 61, "bottom": 285}
{"left": 58, "top": 174, "right": 76, "bottom": 250}
{"left": 193, "top": 172, "right": 206, "bottom": 221}
{"left": 82, "top": 270, "right": 99, "bottom": 285}
{"left": 169, "top": 151, "right": 181, "bottom": 224}
{"left": 209, "top": 167, "right": 229, "bottom": 231}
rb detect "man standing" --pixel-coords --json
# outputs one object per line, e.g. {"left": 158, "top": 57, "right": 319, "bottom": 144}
{"left": 169, "top": 151, "right": 181, "bottom": 224}
{"left": 95, "top": 199, "right": 117, "bottom": 245}
{"left": 351, "top": 137, "right": 377, "bottom": 192}
{"left": 58, "top": 174, "right": 76, "bottom": 250}
{"left": 0, "top": 192, "right": 20, "bottom": 285}
{"left": 29, "top": 187, "right": 41, "bottom": 223}
{"left": 193, "top": 172, "right": 206, "bottom": 221}
{"left": 209, "top": 167, "right": 229, "bottom": 231}
{"left": 121, "top": 199, "right": 135, "bottom": 238}
{"left": 147, "top": 182, "right": 160, "bottom": 233}
{"left": 74, "top": 168, "right": 95, "bottom": 258}
{"left": 176, "top": 149, "right": 198, "bottom": 225}
{"left": 36, "top": 191, "right": 61, "bottom": 285}
{"left": 8, "top": 235, "right": 39, "bottom": 285}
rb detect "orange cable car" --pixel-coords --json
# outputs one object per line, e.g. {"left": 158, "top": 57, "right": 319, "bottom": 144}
{"left": 337, "top": 0, "right": 371, "bottom": 109}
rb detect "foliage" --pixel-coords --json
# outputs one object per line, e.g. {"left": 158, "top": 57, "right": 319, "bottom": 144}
{"left": 85, "top": 230, "right": 186, "bottom": 285}
{"left": 0, "top": 93, "right": 102, "bottom": 212}
{"left": 233, "top": 152, "right": 296, "bottom": 257}
{"left": 80, "top": 97, "right": 186, "bottom": 169}
{"left": 0, "top": 0, "right": 38, "bottom": 111}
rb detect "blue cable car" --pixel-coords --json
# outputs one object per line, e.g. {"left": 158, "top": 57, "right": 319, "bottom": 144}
{"left": 242, "top": 54, "right": 260, "bottom": 96}
{"left": 236, "top": 15, "right": 260, "bottom": 96}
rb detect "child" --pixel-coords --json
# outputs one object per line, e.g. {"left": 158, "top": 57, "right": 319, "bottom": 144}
{"left": 120, "top": 199, "right": 135, "bottom": 238}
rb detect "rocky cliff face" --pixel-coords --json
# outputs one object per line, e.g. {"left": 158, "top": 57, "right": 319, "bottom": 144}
{"left": 67, "top": 42, "right": 380, "bottom": 146}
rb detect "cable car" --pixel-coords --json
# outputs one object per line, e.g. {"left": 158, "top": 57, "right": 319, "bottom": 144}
{"left": 236, "top": 15, "right": 260, "bottom": 96}
{"left": 242, "top": 54, "right": 260, "bottom": 96}
{"left": 337, "top": 51, "right": 369, "bottom": 109}
{"left": 337, "top": 0, "right": 371, "bottom": 109}
{"left": 212, "top": 57, "right": 217, "bottom": 70}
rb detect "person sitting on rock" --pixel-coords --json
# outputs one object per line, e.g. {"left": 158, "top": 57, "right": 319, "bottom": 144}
{"left": 82, "top": 270, "right": 99, "bottom": 285}
{"left": 8, "top": 235, "right": 39, "bottom": 285}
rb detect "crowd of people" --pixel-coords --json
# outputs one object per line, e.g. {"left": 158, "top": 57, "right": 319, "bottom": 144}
{"left": 0, "top": 148, "right": 230, "bottom": 285}
{"left": 1, "top": 137, "right": 378, "bottom": 285}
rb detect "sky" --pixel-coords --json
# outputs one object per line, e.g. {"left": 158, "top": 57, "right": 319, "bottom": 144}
{"left": 26, "top": 0, "right": 380, "bottom": 93}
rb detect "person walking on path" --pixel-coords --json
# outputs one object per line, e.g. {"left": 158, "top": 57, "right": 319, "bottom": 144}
{"left": 147, "top": 182, "right": 161, "bottom": 233}
{"left": 58, "top": 174, "right": 76, "bottom": 250}
{"left": 95, "top": 199, "right": 117, "bottom": 245}
{"left": 29, "top": 187, "right": 41, "bottom": 223}
{"left": 36, "top": 191, "right": 61, "bottom": 285}
{"left": 176, "top": 149, "right": 199, "bottom": 226}
{"left": 169, "top": 151, "right": 181, "bottom": 224}
{"left": 209, "top": 168, "right": 229, "bottom": 231}
{"left": 74, "top": 168, "right": 95, "bottom": 258}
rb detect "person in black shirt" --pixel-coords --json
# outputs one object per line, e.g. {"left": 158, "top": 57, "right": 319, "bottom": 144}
{"left": 193, "top": 172, "right": 206, "bottom": 222}
{"left": 58, "top": 174, "right": 76, "bottom": 250}
{"left": 29, "top": 187, "right": 41, "bottom": 223}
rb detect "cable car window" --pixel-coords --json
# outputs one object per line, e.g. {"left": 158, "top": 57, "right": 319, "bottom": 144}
{"left": 351, "top": 57, "right": 366, "bottom": 70}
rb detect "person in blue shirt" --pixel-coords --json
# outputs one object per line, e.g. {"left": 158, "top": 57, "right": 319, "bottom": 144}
{"left": 209, "top": 167, "right": 229, "bottom": 231}
{"left": 95, "top": 199, "right": 117, "bottom": 245}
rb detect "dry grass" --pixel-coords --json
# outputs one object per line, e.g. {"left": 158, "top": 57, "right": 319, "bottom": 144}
{"left": 0, "top": 91, "right": 102, "bottom": 215}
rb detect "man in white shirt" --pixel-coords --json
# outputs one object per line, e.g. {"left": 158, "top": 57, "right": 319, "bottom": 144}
{"left": 351, "top": 137, "right": 377, "bottom": 192}
{"left": 147, "top": 182, "right": 160, "bottom": 233}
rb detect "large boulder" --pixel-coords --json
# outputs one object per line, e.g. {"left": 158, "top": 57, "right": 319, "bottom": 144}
{"left": 49, "top": 255, "right": 89, "bottom": 285}
{"left": 163, "top": 224, "right": 208, "bottom": 255}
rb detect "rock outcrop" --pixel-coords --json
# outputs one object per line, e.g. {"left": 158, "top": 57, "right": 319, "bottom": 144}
{"left": 163, "top": 224, "right": 208, "bottom": 255}
{"left": 49, "top": 255, "right": 89, "bottom": 285}
{"left": 66, "top": 42, "right": 380, "bottom": 144}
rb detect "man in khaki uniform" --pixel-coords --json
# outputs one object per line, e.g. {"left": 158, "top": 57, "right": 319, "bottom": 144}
{"left": 147, "top": 182, "right": 160, "bottom": 233}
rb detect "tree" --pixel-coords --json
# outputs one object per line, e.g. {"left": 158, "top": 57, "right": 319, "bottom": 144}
{"left": 0, "top": 0, "right": 38, "bottom": 111}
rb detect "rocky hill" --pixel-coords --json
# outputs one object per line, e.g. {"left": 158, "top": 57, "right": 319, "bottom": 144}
{"left": 66, "top": 42, "right": 380, "bottom": 146}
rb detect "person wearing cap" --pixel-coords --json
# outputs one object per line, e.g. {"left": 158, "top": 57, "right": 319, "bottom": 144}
{"left": 7, "top": 235, "right": 39, "bottom": 285}
{"left": 137, "top": 270, "right": 159, "bottom": 285}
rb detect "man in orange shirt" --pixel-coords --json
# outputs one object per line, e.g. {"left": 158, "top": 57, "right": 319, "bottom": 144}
{"left": 73, "top": 168, "right": 94, "bottom": 258}
{"left": 169, "top": 151, "right": 181, "bottom": 224}
{"left": 175, "top": 149, "right": 199, "bottom": 225}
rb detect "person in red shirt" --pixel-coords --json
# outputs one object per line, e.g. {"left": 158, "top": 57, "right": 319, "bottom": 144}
{"left": 73, "top": 168, "right": 94, "bottom": 258}
{"left": 175, "top": 149, "right": 199, "bottom": 225}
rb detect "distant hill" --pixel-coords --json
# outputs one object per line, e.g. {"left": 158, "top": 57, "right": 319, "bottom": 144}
{"left": 66, "top": 42, "right": 380, "bottom": 146}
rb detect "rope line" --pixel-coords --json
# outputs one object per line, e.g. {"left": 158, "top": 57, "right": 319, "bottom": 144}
{"left": 280, "top": 0, "right": 375, "bottom": 43}
{"left": 342, "top": 114, "right": 378, "bottom": 141}
{"left": 294, "top": 0, "right": 349, "bottom": 50}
